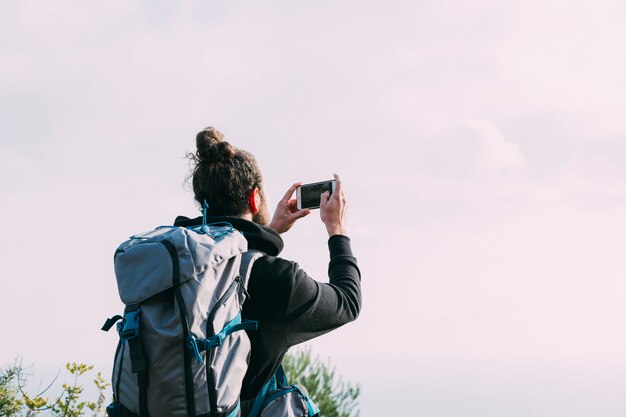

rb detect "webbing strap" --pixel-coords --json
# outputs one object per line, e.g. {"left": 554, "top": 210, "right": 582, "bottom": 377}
{"left": 255, "top": 383, "right": 320, "bottom": 417}
{"left": 137, "top": 369, "right": 149, "bottom": 417}
{"left": 275, "top": 365, "right": 288, "bottom": 389}
{"left": 307, "top": 396, "right": 320, "bottom": 416}
{"left": 293, "top": 384, "right": 320, "bottom": 417}
{"left": 101, "top": 315, "right": 123, "bottom": 332}
{"left": 187, "top": 314, "right": 258, "bottom": 364}
{"left": 226, "top": 401, "right": 241, "bottom": 417}
{"left": 246, "top": 374, "right": 273, "bottom": 417}
{"left": 122, "top": 305, "right": 149, "bottom": 417}
{"left": 259, "top": 386, "right": 296, "bottom": 408}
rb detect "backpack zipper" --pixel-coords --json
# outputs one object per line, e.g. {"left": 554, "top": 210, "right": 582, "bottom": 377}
{"left": 207, "top": 278, "right": 240, "bottom": 331}
{"left": 235, "top": 275, "right": 250, "bottom": 301}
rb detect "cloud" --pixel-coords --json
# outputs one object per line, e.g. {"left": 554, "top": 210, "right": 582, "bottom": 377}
{"left": 462, "top": 118, "right": 527, "bottom": 172}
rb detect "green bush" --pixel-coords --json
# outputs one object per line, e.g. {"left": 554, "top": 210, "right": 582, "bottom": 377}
{"left": 283, "top": 347, "right": 360, "bottom": 417}
{"left": 0, "top": 361, "right": 108, "bottom": 417}
{"left": 0, "top": 365, "right": 23, "bottom": 417}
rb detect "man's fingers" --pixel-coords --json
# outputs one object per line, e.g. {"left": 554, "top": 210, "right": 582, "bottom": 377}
{"left": 320, "top": 191, "right": 330, "bottom": 208}
{"left": 292, "top": 209, "right": 311, "bottom": 220}
{"left": 333, "top": 173, "right": 342, "bottom": 196}
{"left": 287, "top": 199, "right": 299, "bottom": 213}
{"left": 281, "top": 182, "right": 301, "bottom": 203}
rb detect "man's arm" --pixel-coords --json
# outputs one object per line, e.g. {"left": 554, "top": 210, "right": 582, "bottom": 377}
{"left": 284, "top": 234, "right": 361, "bottom": 346}
{"left": 264, "top": 173, "right": 361, "bottom": 344}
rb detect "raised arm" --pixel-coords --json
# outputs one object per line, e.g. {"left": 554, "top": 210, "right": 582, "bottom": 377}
{"left": 284, "top": 234, "right": 361, "bottom": 346}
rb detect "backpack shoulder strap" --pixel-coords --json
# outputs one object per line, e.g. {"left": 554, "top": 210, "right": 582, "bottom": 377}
{"left": 239, "top": 250, "right": 265, "bottom": 288}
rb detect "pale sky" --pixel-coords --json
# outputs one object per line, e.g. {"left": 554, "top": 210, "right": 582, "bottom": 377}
{"left": 2, "top": 1, "right": 626, "bottom": 416}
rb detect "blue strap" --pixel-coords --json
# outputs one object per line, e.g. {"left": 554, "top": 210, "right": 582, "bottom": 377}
{"left": 201, "top": 199, "right": 210, "bottom": 234}
{"left": 205, "top": 314, "right": 258, "bottom": 349}
{"left": 255, "top": 383, "right": 320, "bottom": 416}
{"left": 305, "top": 394, "right": 320, "bottom": 416}
{"left": 260, "top": 386, "right": 297, "bottom": 408}
{"left": 267, "top": 374, "right": 278, "bottom": 392}
{"left": 275, "top": 365, "right": 288, "bottom": 388}
{"left": 250, "top": 365, "right": 321, "bottom": 417}
{"left": 206, "top": 222, "right": 234, "bottom": 239}
{"left": 199, "top": 198, "right": 234, "bottom": 238}
{"left": 227, "top": 401, "right": 240, "bottom": 417}
{"left": 186, "top": 314, "right": 258, "bottom": 364}
{"left": 246, "top": 375, "right": 273, "bottom": 417}
{"left": 248, "top": 364, "right": 287, "bottom": 417}
{"left": 200, "top": 200, "right": 236, "bottom": 236}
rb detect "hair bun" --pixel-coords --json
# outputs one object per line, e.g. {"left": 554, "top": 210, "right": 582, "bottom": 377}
{"left": 195, "top": 127, "right": 235, "bottom": 163}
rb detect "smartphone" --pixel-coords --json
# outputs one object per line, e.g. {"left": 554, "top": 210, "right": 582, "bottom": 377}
{"left": 296, "top": 180, "right": 336, "bottom": 210}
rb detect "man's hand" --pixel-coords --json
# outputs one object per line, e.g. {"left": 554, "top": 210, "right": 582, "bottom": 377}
{"left": 320, "top": 173, "right": 348, "bottom": 237}
{"left": 269, "top": 182, "right": 311, "bottom": 234}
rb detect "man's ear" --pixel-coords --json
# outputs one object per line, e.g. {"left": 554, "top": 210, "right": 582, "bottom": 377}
{"left": 248, "top": 188, "right": 260, "bottom": 214}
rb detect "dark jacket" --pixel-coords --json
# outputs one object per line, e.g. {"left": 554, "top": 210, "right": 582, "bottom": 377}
{"left": 173, "top": 215, "right": 362, "bottom": 400}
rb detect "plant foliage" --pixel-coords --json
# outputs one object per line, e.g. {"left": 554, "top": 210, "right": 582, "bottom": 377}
{"left": 0, "top": 360, "right": 108, "bottom": 417}
{"left": 0, "top": 365, "right": 23, "bottom": 417}
{"left": 283, "top": 347, "right": 360, "bottom": 417}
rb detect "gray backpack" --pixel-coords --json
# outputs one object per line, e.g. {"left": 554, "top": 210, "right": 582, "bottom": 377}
{"left": 245, "top": 365, "right": 319, "bottom": 417}
{"left": 102, "top": 222, "right": 262, "bottom": 417}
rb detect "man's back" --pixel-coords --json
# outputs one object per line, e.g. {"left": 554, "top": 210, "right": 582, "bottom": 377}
{"left": 173, "top": 215, "right": 362, "bottom": 400}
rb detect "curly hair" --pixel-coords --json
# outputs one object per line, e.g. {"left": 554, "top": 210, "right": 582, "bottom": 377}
{"left": 187, "top": 127, "right": 263, "bottom": 216}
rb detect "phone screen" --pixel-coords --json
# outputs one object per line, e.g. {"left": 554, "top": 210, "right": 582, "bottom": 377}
{"left": 299, "top": 180, "right": 334, "bottom": 209}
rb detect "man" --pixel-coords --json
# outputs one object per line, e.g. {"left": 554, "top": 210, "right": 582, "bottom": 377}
{"left": 174, "top": 127, "right": 362, "bottom": 411}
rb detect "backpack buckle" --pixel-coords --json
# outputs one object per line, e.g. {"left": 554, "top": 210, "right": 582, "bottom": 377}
{"left": 187, "top": 335, "right": 204, "bottom": 364}
{"left": 121, "top": 309, "right": 141, "bottom": 339}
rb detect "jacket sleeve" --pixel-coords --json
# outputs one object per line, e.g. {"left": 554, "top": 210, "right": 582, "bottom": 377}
{"left": 284, "top": 235, "right": 362, "bottom": 346}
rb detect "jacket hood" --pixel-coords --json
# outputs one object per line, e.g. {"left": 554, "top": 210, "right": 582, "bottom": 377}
{"left": 173, "top": 215, "right": 283, "bottom": 256}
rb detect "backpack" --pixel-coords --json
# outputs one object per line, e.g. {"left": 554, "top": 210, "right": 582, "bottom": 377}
{"left": 244, "top": 365, "right": 319, "bottom": 417}
{"left": 101, "top": 222, "right": 263, "bottom": 417}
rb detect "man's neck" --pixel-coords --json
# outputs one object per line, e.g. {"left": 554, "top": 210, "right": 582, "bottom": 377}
{"left": 238, "top": 212, "right": 253, "bottom": 222}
